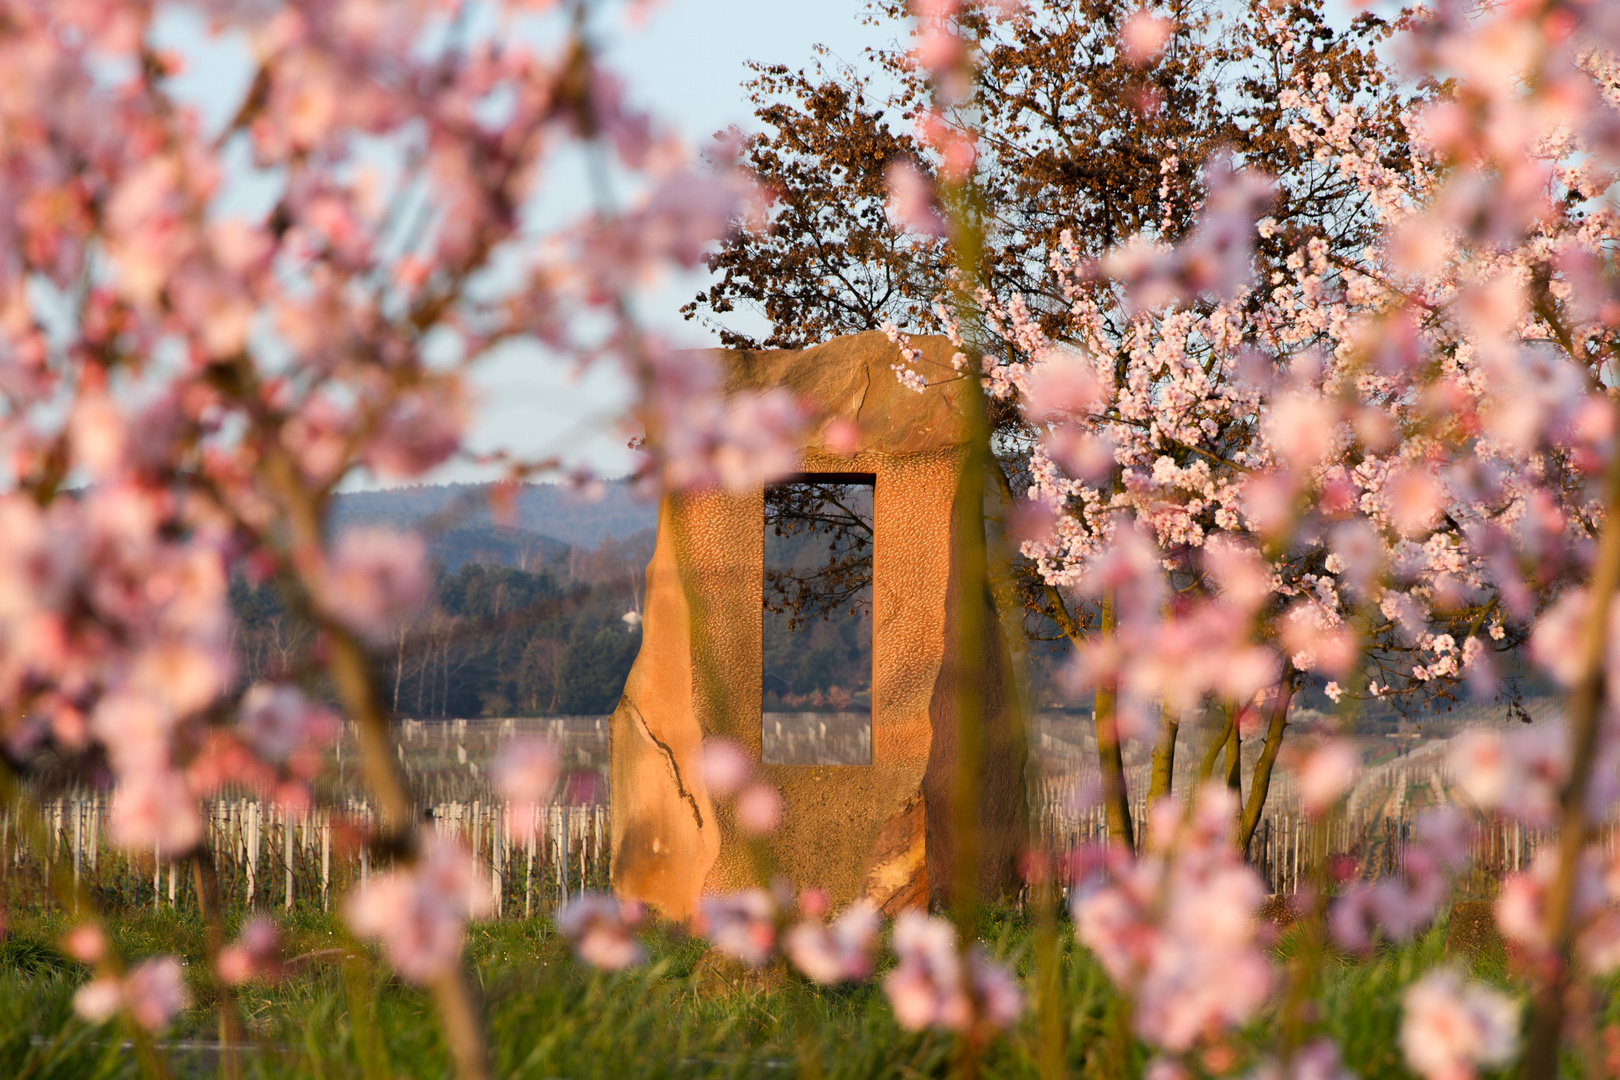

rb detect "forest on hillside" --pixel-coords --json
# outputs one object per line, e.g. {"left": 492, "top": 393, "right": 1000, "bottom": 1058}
{"left": 231, "top": 483, "right": 912, "bottom": 719}
{"left": 231, "top": 529, "right": 654, "bottom": 717}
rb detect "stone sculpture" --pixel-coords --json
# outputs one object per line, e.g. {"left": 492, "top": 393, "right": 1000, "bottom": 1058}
{"left": 609, "top": 331, "right": 1027, "bottom": 919}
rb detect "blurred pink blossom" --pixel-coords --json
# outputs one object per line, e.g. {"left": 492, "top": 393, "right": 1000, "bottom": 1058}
{"left": 1023, "top": 347, "right": 1107, "bottom": 422}
{"left": 1447, "top": 726, "right": 1565, "bottom": 827}
{"left": 1073, "top": 785, "right": 1271, "bottom": 1052}
{"left": 109, "top": 768, "right": 203, "bottom": 853}
{"left": 61, "top": 924, "right": 107, "bottom": 965}
{"left": 1296, "top": 740, "right": 1359, "bottom": 818}
{"left": 239, "top": 684, "right": 338, "bottom": 764}
{"left": 1332, "top": 807, "right": 1472, "bottom": 949}
{"left": 697, "top": 890, "right": 778, "bottom": 967}
{"left": 555, "top": 894, "right": 645, "bottom": 971}
{"left": 783, "top": 901, "right": 880, "bottom": 985}
{"left": 1400, "top": 969, "right": 1519, "bottom": 1080}
{"left": 72, "top": 976, "right": 124, "bottom": 1025}
{"left": 1494, "top": 848, "right": 1610, "bottom": 959}
{"left": 884, "top": 161, "right": 946, "bottom": 237}
{"left": 883, "top": 911, "right": 1022, "bottom": 1034}
{"left": 217, "top": 916, "right": 282, "bottom": 985}
{"left": 700, "top": 737, "right": 753, "bottom": 798}
{"left": 1119, "top": 10, "right": 1173, "bottom": 65}
{"left": 492, "top": 736, "right": 561, "bottom": 834}
{"left": 364, "top": 385, "right": 467, "bottom": 479}
{"left": 74, "top": 956, "right": 190, "bottom": 1031}
{"left": 736, "top": 783, "right": 783, "bottom": 835}
{"left": 317, "top": 529, "right": 430, "bottom": 646}
{"left": 1245, "top": 1039, "right": 1356, "bottom": 1080}
{"left": 345, "top": 837, "right": 490, "bottom": 983}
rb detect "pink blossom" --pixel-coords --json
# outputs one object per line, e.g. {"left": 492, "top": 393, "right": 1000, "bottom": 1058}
{"left": 1246, "top": 1039, "right": 1356, "bottom": 1080}
{"left": 70, "top": 394, "right": 127, "bottom": 481}
{"left": 700, "top": 737, "right": 753, "bottom": 797}
{"left": 1073, "top": 785, "right": 1272, "bottom": 1052}
{"left": 1041, "top": 428, "right": 1117, "bottom": 483}
{"left": 969, "top": 950, "right": 1025, "bottom": 1032}
{"left": 783, "top": 901, "right": 880, "bottom": 984}
{"left": 1529, "top": 588, "right": 1620, "bottom": 695}
{"left": 217, "top": 916, "right": 282, "bottom": 985}
{"left": 884, "top": 912, "right": 967, "bottom": 1029}
{"left": 364, "top": 385, "right": 467, "bottom": 479}
{"left": 696, "top": 890, "right": 777, "bottom": 967}
{"left": 73, "top": 976, "right": 125, "bottom": 1025}
{"left": 1102, "top": 154, "right": 1273, "bottom": 309}
{"left": 239, "top": 684, "right": 338, "bottom": 764}
{"left": 74, "top": 956, "right": 191, "bottom": 1031}
{"left": 915, "top": 109, "right": 977, "bottom": 181}
{"left": 883, "top": 912, "right": 1019, "bottom": 1034}
{"left": 317, "top": 529, "right": 429, "bottom": 646}
{"left": 1296, "top": 739, "right": 1359, "bottom": 818}
{"left": 736, "top": 783, "right": 783, "bottom": 835}
{"left": 62, "top": 924, "right": 107, "bottom": 965}
{"left": 555, "top": 894, "right": 645, "bottom": 971}
{"left": 651, "top": 347, "right": 807, "bottom": 493}
{"left": 108, "top": 768, "right": 203, "bottom": 853}
{"left": 1023, "top": 346, "right": 1107, "bottom": 422}
{"left": 1262, "top": 391, "right": 1338, "bottom": 471}
{"left": 1332, "top": 807, "right": 1471, "bottom": 949}
{"left": 884, "top": 160, "right": 946, "bottom": 237}
{"left": 492, "top": 736, "right": 561, "bottom": 833}
{"left": 1495, "top": 848, "right": 1606, "bottom": 956}
{"left": 822, "top": 417, "right": 861, "bottom": 456}
{"left": 1447, "top": 726, "right": 1565, "bottom": 827}
{"left": 1278, "top": 602, "right": 1358, "bottom": 678}
{"left": 1120, "top": 11, "right": 1173, "bottom": 65}
{"left": 1384, "top": 467, "right": 1446, "bottom": 538}
{"left": 1400, "top": 969, "right": 1519, "bottom": 1080}
{"left": 1144, "top": 1060, "right": 1188, "bottom": 1080}
{"left": 345, "top": 836, "right": 490, "bottom": 983}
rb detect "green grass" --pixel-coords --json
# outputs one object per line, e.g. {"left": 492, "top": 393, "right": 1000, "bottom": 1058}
{"left": 0, "top": 902, "right": 1573, "bottom": 1079}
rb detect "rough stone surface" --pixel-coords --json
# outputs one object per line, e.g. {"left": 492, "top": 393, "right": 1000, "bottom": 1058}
{"left": 609, "top": 330, "right": 1027, "bottom": 920}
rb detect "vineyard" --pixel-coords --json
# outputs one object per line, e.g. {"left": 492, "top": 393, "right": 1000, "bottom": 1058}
{"left": 3, "top": 705, "right": 1578, "bottom": 920}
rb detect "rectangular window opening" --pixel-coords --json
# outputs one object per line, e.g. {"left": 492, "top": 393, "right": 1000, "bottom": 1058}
{"left": 762, "top": 475, "right": 874, "bottom": 765}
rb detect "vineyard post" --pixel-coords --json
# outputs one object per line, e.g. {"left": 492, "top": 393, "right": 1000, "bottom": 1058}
{"left": 284, "top": 809, "right": 294, "bottom": 911}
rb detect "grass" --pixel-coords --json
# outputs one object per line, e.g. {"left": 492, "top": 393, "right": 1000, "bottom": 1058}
{"left": 0, "top": 901, "right": 1577, "bottom": 1080}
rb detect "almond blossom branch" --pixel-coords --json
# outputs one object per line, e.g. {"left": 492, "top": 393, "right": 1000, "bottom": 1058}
{"left": 1521, "top": 400, "right": 1620, "bottom": 1077}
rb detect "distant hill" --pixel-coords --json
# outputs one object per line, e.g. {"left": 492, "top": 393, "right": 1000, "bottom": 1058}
{"left": 332, "top": 480, "right": 659, "bottom": 557}
{"left": 423, "top": 525, "right": 573, "bottom": 573}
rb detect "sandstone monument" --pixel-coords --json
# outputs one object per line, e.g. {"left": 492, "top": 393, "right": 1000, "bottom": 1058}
{"left": 609, "top": 331, "right": 1026, "bottom": 919}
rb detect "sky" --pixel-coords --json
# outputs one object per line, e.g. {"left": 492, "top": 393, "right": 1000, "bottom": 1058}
{"left": 151, "top": 0, "right": 898, "bottom": 485}
{"left": 464, "top": 0, "right": 897, "bottom": 481}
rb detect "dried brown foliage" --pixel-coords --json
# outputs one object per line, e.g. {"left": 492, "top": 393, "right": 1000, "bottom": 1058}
{"left": 689, "top": 0, "right": 1419, "bottom": 650}
{"left": 685, "top": 0, "right": 1413, "bottom": 352}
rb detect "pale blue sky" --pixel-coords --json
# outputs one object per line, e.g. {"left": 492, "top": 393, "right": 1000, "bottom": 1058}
{"left": 469, "top": 0, "right": 895, "bottom": 480}
{"left": 152, "top": 0, "right": 896, "bottom": 483}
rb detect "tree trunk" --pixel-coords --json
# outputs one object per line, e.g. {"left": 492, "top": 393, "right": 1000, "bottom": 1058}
{"left": 1146, "top": 703, "right": 1180, "bottom": 804}
{"left": 1223, "top": 714, "right": 1242, "bottom": 805}
{"left": 1522, "top": 421, "right": 1620, "bottom": 1079}
{"left": 1093, "top": 593, "right": 1135, "bottom": 851}
{"left": 1239, "top": 663, "right": 1296, "bottom": 854}
{"left": 1199, "top": 702, "right": 1237, "bottom": 784}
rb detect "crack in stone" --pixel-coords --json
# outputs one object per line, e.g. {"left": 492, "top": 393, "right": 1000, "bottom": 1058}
{"left": 623, "top": 695, "right": 704, "bottom": 830}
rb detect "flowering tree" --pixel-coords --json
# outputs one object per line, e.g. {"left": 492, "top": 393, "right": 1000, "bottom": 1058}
{"left": 976, "top": 0, "right": 1620, "bottom": 1071}
{"left": 8, "top": 0, "right": 1620, "bottom": 1077}
{"left": 872, "top": 0, "right": 1620, "bottom": 1073}
{"left": 687, "top": 0, "right": 1478, "bottom": 843}
{"left": 0, "top": 1, "right": 797, "bottom": 1075}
